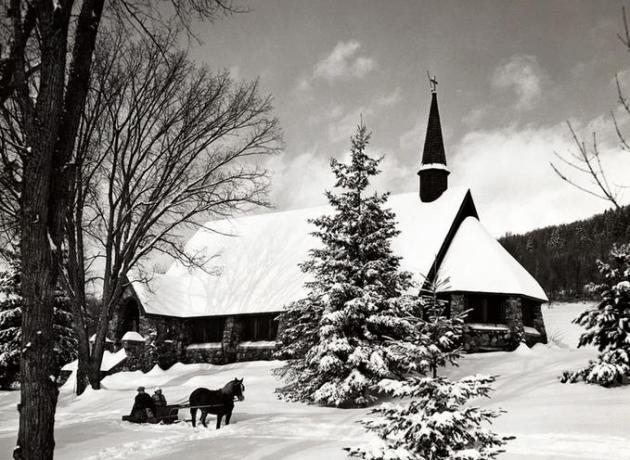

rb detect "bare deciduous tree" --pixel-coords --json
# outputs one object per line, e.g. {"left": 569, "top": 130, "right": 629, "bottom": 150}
{"left": 551, "top": 7, "right": 630, "bottom": 211}
{"left": 551, "top": 122, "right": 621, "bottom": 209}
{"left": 0, "top": 2, "right": 242, "bottom": 458}
{"left": 64, "top": 32, "right": 281, "bottom": 394}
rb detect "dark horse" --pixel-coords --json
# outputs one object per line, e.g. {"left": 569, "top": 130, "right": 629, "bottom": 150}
{"left": 189, "top": 378, "right": 245, "bottom": 429}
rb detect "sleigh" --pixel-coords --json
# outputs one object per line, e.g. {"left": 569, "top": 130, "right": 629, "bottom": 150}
{"left": 122, "top": 404, "right": 180, "bottom": 424}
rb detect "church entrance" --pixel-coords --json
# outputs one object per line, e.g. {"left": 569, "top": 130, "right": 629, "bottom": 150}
{"left": 116, "top": 298, "right": 140, "bottom": 339}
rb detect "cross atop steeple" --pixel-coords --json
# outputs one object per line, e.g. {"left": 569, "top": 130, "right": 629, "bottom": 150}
{"left": 427, "top": 71, "right": 438, "bottom": 93}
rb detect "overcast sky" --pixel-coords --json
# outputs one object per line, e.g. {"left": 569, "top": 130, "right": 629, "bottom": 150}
{"left": 187, "top": 0, "right": 630, "bottom": 237}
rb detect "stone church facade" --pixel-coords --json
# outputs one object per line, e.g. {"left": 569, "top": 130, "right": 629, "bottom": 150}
{"left": 108, "top": 89, "right": 548, "bottom": 371}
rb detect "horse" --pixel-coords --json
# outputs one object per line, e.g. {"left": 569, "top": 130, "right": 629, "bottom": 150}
{"left": 189, "top": 378, "right": 245, "bottom": 429}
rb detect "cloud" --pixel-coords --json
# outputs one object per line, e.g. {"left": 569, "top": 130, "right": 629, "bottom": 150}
{"left": 326, "top": 89, "right": 401, "bottom": 143}
{"left": 449, "top": 118, "right": 630, "bottom": 236}
{"left": 266, "top": 148, "right": 334, "bottom": 210}
{"left": 613, "top": 66, "right": 630, "bottom": 93}
{"left": 492, "top": 55, "right": 546, "bottom": 110}
{"left": 312, "top": 40, "right": 376, "bottom": 81}
{"left": 374, "top": 88, "right": 401, "bottom": 107}
{"left": 462, "top": 107, "right": 486, "bottom": 127}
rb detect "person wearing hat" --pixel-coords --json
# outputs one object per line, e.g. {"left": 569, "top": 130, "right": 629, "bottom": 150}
{"left": 130, "top": 386, "right": 156, "bottom": 422}
{"left": 152, "top": 387, "right": 167, "bottom": 417}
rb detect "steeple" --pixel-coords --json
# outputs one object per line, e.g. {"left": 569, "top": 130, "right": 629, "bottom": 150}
{"left": 418, "top": 77, "right": 450, "bottom": 202}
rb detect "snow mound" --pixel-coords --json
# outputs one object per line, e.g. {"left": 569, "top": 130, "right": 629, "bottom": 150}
{"left": 61, "top": 349, "right": 127, "bottom": 372}
{"left": 121, "top": 331, "right": 145, "bottom": 342}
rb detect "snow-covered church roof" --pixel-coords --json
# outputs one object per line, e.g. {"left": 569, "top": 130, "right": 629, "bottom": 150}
{"left": 132, "top": 187, "right": 547, "bottom": 318}
{"left": 437, "top": 216, "right": 548, "bottom": 301}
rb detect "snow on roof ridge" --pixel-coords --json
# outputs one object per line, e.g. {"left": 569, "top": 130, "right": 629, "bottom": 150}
{"left": 134, "top": 187, "right": 479, "bottom": 318}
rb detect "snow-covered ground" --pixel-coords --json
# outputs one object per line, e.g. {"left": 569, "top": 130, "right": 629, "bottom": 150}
{"left": 1, "top": 301, "right": 630, "bottom": 460}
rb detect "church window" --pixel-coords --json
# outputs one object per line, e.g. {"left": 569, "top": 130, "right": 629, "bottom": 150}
{"left": 521, "top": 299, "right": 538, "bottom": 327}
{"left": 189, "top": 318, "right": 224, "bottom": 343}
{"left": 466, "top": 294, "right": 505, "bottom": 323}
{"left": 240, "top": 314, "right": 279, "bottom": 341}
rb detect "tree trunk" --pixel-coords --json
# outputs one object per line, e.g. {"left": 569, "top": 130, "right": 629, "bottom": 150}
{"left": 88, "top": 357, "right": 102, "bottom": 390}
{"left": 15, "top": 150, "right": 58, "bottom": 460}
{"left": 14, "top": 5, "right": 73, "bottom": 454}
{"left": 75, "top": 338, "right": 91, "bottom": 395}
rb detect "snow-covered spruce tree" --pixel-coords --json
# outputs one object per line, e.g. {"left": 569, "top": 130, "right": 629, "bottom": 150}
{"left": 275, "top": 295, "right": 323, "bottom": 361}
{"left": 347, "top": 280, "right": 511, "bottom": 459}
{"left": 348, "top": 375, "right": 510, "bottom": 460}
{"left": 0, "top": 253, "right": 77, "bottom": 389}
{"left": 416, "top": 278, "right": 466, "bottom": 378}
{"left": 0, "top": 257, "right": 22, "bottom": 389}
{"left": 561, "top": 244, "right": 630, "bottom": 386}
{"left": 52, "top": 290, "right": 79, "bottom": 377}
{"left": 275, "top": 123, "right": 423, "bottom": 407}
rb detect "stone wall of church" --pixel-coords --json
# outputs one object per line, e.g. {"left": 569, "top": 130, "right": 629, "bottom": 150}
{"left": 504, "top": 296, "right": 525, "bottom": 344}
{"left": 184, "top": 344, "right": 224, "bottom": 363}
{"left": 108, "top": 291, "right": 547, "bottom": 375}
{"left": 111, "top": 311, "right": 279, "bottom": 369}
{"left": 529, "top": 302, "right": 548, "bottom": 344}
{"left": 451, "top": 293, "right": 546, "bottom": 352}
{"left": 462, "top": 324, "right": 516, "bottom": 352}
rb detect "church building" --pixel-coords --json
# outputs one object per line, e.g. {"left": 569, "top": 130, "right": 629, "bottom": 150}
{"left": 111, "top": 88, "right": 548, "bottom": 369}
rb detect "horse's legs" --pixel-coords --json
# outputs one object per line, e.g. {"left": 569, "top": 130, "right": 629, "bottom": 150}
{"left": 216, "top": 413, "right": 223, "bottom": 429}
{"left": 225, "top": 410, "right": 232, "bottom": 426}
{"left": 201, "top": 410, "right": 208, "bottom": 428}
{"left": 190, "top": 408, "right": 197, "bottom": 428}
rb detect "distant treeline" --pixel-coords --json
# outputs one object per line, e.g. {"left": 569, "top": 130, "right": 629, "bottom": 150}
{"left": 499, "top": 205, "right": 630, "bottom": 301}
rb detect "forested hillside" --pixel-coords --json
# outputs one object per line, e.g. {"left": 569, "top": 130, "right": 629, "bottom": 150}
{"left": 499, "top": 205, "right": 630, "bottom": 300}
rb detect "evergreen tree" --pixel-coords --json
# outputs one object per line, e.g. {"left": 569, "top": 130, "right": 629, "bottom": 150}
{"left": 348, "top": 279, "right": 511, "bottom": 459}
{"left": 561, "top": 244, "right": 630, "bottom": 386}
{"left": 347, "top": 375, "right": 509, "bottom": 460}
{"left": 0, "top": 253, "right": 77, "bottom": 389}
{"left": 275, "top": 123, "right": 423, "bottom": 407}
{"left": 0, "top": 257, "right": 22, "bottom": 389}
{"left": 416, "top": 279, "right": 465, "bottom": 378}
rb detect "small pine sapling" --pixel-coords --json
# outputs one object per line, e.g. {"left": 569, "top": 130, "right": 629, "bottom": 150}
{"left": 347, "top": 375, "right": 511, "bottom": 460}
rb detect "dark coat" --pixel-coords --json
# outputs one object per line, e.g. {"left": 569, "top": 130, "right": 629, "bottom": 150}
{"left": 152, "top": 393, "right": 167, "bottom": 407}
{"left": 131, "top": 392, "right": 156, "bottom": 419}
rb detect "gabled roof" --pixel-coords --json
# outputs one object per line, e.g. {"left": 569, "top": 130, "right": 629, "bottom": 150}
{"left": 436, "top": 216, "right": 548, "bottom": 302}
{"left": 133, "top": 187, "right": 472, "bottom": 317}
{"left": 132, "top": 187, "right": 547, "bottom": 318}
